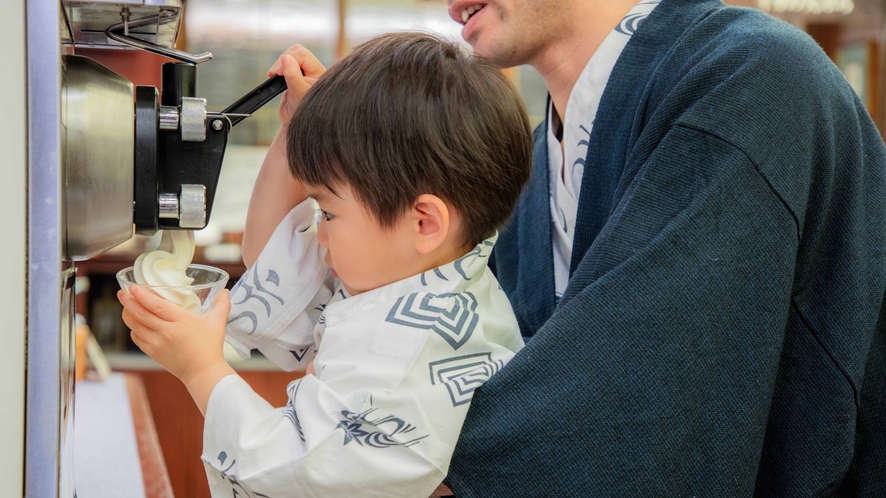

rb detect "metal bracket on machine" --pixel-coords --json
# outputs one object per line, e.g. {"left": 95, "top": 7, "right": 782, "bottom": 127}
{"left": 104, "top": 12, "right": 212, "bottom": 64}
{"left": 64, "top": 4, "right": 289, "bottom": 236}
{"left": 60, "top": 1, "right": 289, "bottom": 257}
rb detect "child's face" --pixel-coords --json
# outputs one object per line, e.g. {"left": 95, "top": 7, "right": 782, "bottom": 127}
{"left": 306, "top": 184, "right": 419, "bottom": 296}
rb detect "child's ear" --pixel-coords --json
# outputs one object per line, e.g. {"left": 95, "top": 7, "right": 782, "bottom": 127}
{"left": 412, "top": 194, "right": 450, "bottom": 255}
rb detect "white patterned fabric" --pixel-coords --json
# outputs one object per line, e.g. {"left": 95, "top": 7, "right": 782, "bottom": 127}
{"left": 549, "top": 0, "right": 660, "bottom": 298}
{"left": 204, "top": 199, "right": 524, "bottom": 497}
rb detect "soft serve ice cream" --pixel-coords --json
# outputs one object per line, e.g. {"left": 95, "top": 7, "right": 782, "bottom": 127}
{"left": 133, "top": 230, "right": 201, "bottom": 312}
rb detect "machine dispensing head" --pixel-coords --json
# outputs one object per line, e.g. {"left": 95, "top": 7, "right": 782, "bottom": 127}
{"left": 131, "top": 61, "right": 287, "bottom": 235}
{"left": 61, "top": 0, "right": 288, "bottom": 259}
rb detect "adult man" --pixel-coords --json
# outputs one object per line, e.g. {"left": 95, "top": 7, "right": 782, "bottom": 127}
{"left": 444, "top": 0, "right": 886, "bottom": 495}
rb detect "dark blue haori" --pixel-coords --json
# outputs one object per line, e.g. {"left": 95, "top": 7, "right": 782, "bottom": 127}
{"left": 446, "top": 0, "right": 886, "bottom": 495}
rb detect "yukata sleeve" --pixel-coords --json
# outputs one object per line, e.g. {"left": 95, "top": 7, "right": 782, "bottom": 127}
{"left": 224, "top": 199, "right": 333, "bottom": 371}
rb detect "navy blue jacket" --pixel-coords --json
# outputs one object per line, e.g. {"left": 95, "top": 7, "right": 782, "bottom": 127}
{"left": 447, "top": 0, "right": 886, "bottom": 495}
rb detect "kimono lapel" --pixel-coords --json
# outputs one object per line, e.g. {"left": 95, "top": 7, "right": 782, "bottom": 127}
{"left": 512, "top": 119, "right": 558, "bottom": 334}
{"left": 567, "top": 0, "right": 723, "bottom": 281}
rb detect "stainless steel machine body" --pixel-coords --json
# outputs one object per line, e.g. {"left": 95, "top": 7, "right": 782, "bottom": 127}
{"left": 63, "top": 55, "right": 135, "bottom": 260}
{"left": 27, "top": 0, "right": 72, "bottom": 494}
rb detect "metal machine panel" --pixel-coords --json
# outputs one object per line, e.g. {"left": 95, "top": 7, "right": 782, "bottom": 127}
{"left": 26, "top": 0, "right": 69, "bottom": 494}
{"left": 63, "top": 55, "right": 135, "bottom": 260}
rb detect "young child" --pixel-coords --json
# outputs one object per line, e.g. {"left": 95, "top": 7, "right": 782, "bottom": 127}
{"left": 118, "top": 32, "right": 533, "bottom": 497}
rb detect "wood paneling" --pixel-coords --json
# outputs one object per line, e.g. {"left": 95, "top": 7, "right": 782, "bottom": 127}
{"left": 807, "top": 22, "right": 841, "bottom": 60}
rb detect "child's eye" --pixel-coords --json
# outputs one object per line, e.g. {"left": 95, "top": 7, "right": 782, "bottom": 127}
{"left": 321, "top": 210, "right": 334, "bottom": 221}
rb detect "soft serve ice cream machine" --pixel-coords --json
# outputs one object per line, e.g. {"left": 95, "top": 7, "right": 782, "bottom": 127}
{"left": 65, "top": 2, "right": 287, "bottom": 254}
{"left": 25, "top": 1, "right": 285, "bottom": 495}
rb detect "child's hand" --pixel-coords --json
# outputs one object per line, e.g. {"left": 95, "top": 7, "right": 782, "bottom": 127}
{"left": 118, "top": 286, "right": 231, "bottom": 384}
{"left": 268, "top": 45, "right": 326, "bottom": 125}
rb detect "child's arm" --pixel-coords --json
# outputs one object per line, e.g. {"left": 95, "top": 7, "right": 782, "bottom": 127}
{"left": 117, "top": 285, "right": 236, "bottom": 415}
{"left": 241, "top": 46, "right": 327, "bottom": 268}
{"left": 227, "top": 199, "right": 332, "bottom": 371}
{"left": 241, "top": 131, "right": 305, "bottom": 269}
{"left": 118, "top": 198, "right": 329, "bottom": 409}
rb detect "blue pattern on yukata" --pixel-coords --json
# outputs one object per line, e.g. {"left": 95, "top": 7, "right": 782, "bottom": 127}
{"left": 420, "top": 239, "right": 492, "bottom": 286}
{"left": 615, "top": 1, "right": 660, "bottom": 35}
{"left": 283, "top": 380, "right": 305, "bottom": 442}
{"left": 212, "top": 451, "right": 271, "bottom": 498}
{"left": 570, "top": 124, "right": 592, "bottom": 187}
{"left": 385, "top": 292, "right": 480, "bottom": 350}
{"left": 556, "top": 0, "right": 658, "bottom": 235}
{"left": 387, "top": 239, "right": 497, "bottom": 348}
{"left": 428, "top": 353, "right": 505, "bottom": 407}
{"left": 335, "top": 408, "right": 428, "bottom": 448}
{"left": 289, "top": 347, "right": 311, "bottom": 362}
{"left": 227, "top": 262, "right": 286, "bottom": 335}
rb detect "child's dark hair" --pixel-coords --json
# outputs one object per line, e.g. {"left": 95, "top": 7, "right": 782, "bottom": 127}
{"left": 286, "top": 31, "right": 533, "bottom": 246}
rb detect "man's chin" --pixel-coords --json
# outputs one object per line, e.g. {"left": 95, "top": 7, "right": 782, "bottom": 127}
{"left": 466, "top": 39, "right": 505, "bottom": 65}
{"left": 474, "top": 46, "right": 523, "bottom": 69}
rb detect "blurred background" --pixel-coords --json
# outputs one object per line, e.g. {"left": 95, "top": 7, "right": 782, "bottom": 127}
{"left": 67, "top": 1, "right": 886, "bottom": 496}
{"left": 180, "top": 0, "right": 886, "bottom": 246}
{"left": 182, "top": 0, "right": 537, "bottom": 250}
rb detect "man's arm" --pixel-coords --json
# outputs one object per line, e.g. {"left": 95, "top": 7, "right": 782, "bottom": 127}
{"left": 449, "top": 125, "right": 802, "bottom": 496}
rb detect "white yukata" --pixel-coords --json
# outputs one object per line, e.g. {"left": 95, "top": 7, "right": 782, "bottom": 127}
{"left": 549, "top": 0, "right": 660, "bottom": 299}
{"left": 202, "top": 199, "right": 524, "bottom": 498}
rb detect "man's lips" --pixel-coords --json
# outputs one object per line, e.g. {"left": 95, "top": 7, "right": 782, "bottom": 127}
{"left": 448, "top": 2, "right": 488, "bottom": 27}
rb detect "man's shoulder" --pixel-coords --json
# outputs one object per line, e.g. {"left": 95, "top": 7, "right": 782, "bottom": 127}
{"left": 644, "top": 6, "right": 858, "bottom": 159}
{"left": 671, "top": 6, "right": 838, "bottom": 89}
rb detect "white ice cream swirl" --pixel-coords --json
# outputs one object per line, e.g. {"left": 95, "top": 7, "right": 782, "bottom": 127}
{"left": 133, "top": 230, "right": 201, "bottom": 312}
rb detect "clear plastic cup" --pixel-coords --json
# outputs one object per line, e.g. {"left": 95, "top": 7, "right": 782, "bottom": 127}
{"left": 116, "top": 264, "right": 229, "bottom": 313}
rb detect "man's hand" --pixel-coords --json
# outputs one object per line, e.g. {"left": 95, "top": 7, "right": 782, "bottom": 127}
{"left": 268, "top": 44, "right": 326, "bottom": 125}
{"left": 118, "top": 286, "right": 231, "bottom": 384}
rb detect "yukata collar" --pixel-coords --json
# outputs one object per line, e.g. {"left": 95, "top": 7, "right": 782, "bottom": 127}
{"left": 323, "top": 233, "right": 498, "bottom": 325}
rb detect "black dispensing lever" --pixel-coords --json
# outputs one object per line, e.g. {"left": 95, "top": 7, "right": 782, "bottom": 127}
{"left": 222, "top": 75, "right": 289, "bottom": 127}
